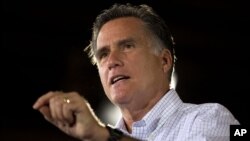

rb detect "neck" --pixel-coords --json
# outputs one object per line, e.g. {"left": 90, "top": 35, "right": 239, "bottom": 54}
{"left": 119, "top": 88, "right": 170, "bottom": 133}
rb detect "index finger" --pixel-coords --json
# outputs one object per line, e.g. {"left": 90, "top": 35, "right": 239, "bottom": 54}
{"left": 32, "top": 91, "right": 58, "bottom": 109}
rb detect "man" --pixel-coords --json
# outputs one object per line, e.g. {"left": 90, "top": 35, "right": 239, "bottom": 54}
{"left": 33, "top": 3, "right": 239, "bottom": 141}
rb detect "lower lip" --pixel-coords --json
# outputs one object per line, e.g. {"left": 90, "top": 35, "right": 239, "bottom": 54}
{"left": 112, "top": 79, "right": 128, "bottom": 86}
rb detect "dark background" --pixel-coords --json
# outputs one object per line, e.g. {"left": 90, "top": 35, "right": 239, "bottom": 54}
{"left": 2, "top": 0, "right": 249, "bottom": 140}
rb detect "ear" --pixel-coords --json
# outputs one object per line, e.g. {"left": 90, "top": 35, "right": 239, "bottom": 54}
{"left": 161, "top": 49, "right": 173, "bottom": 73}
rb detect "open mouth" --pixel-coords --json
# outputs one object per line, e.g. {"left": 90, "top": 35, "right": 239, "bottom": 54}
{"left": 111, "top": 75, "right": 130, "bottom": 85}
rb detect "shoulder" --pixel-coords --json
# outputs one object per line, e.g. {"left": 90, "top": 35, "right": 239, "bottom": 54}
{"left": 155, "top": 103, "right": 239, "bottom": 140}
{"left": 181, "top": 103, "right": 239, "bottom": 125}
{"left": 181, "top": 103, "right": 239, "bottom": 137}
{"left": 190, "top": 103, "right": 237, "bottom": 122}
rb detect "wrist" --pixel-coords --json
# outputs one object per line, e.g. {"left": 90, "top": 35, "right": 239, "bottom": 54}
{"left": 106, "top": 124, "right": 123, "bottom": 141}
{"left": 81, "top": 124, "right": 109, "bottom": 141}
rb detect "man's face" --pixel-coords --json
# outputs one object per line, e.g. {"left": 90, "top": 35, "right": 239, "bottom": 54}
{"left": 95, "top": 17, "right": 170, "bottom": 106}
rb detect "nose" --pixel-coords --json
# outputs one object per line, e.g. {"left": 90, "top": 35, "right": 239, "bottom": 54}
{"left": 107, "top": 50, "right": 123, "bottom": 70}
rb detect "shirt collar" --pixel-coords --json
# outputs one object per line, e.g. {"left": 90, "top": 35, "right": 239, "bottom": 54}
{"left": 115, "top": 89, "right": 183, "bottom": 134}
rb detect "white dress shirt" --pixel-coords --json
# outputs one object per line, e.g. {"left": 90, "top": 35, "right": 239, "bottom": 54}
{"left": 115, "top": 89, "right": 239, "bottom": 141}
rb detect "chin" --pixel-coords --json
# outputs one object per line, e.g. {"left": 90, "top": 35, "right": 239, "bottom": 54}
{"left": 111, "top": 92, "right": 130, "bottom": 105}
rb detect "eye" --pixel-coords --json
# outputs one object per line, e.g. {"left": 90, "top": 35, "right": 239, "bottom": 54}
{"left": 96, "top": 49, "right": 109, "bottom": 62}
{"left": 122, "top": 43, "right": 135, "bottom": 52}
{"left": 99, "top": 52, "right": 108, "bottom": 60}
{"left": 125, "top": 44, "right": 133, "bottom": 48}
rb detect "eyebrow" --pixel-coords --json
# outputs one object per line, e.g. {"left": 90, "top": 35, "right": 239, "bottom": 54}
{"left": 117, "top": 38, "right": 135, "bottom": 47}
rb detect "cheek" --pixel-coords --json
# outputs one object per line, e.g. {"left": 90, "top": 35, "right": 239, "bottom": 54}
{"left": 131, "top": 58, "right": 152, "bottom": 80}
{"left": 98, "top": 68, "right": 107, "bottom": 85}
{"left": 136, "top": 55, "right": 158, "bottom": 69}
{"left": 138, "top": 56, "right": 162, "bottom": 77}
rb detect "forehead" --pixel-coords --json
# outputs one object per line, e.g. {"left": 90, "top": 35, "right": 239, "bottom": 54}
{"left": 96, "top": 17, "right": 150, "bottom": 48}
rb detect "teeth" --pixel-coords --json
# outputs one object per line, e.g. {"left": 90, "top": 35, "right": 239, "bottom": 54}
{"left": 112, "top": 75, "right": 129, "bottom": 84}
{"left": 113, "top": 76, "right": 124, "bottom": 82}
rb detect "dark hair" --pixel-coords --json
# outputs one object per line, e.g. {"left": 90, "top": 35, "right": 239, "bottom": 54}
{"left": 85, "top": 3, "right": 176, "bottom": 80}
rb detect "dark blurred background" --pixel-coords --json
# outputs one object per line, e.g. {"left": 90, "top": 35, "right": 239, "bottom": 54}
{"left": 2, "top": 0, "right": 249, "bottom": 140}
